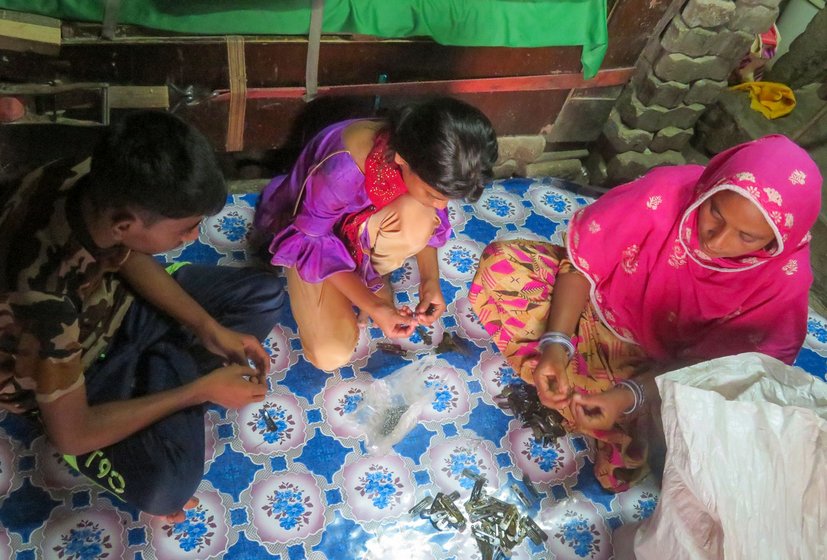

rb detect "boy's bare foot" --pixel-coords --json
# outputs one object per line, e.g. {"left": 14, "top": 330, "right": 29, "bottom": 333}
{"left": 164, "top": 496, "right": 199, "bottom": 523}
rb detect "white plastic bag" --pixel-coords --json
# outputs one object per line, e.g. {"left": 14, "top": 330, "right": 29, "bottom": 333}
{"left": 633, "top": 352, "right": 827, "bottom": 560}
{"left": 350, "top": 356, "right": 441, "bottom": 455}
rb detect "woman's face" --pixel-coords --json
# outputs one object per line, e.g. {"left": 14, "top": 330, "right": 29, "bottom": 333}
{"left": 696, "top": 189, "right": 775, "bottom": 259}
{"left": 394, "top": 153, "right": 450, "bottom": 210}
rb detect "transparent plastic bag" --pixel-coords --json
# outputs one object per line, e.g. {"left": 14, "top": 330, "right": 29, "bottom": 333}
{"left": 351, "top": 356, "right": 441, "bottom": 455}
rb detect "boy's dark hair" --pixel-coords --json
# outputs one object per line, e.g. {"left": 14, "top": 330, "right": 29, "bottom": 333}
{"left": 387, "top": 97, "right": 498, "bottom": 203}
{"left": 88, "top": 111, "right": 226, "bottom": 221}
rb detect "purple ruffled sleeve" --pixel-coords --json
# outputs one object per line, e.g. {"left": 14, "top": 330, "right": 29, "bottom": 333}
{"left": 263, "top": 152, "right": 371, "bottom": 283}
{"left": 428, "top": 208, "right": 452, "bottom": 247}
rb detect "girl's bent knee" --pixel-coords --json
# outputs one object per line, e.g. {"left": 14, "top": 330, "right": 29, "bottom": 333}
{"left": 305, "top": 345, "right": 354, "bottom": 371}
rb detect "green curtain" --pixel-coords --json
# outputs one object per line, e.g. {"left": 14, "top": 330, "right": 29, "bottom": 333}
{"left": 1, "top": 0, "right": 608, "bottom": 78}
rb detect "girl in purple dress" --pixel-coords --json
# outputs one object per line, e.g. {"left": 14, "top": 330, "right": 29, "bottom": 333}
{"left": 254, "top": 97, "right": 498, "bottom": 370}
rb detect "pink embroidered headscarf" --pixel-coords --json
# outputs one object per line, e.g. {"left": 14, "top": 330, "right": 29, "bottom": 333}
{"left": 567, "top": 135, "right": 822, "bottom": 365}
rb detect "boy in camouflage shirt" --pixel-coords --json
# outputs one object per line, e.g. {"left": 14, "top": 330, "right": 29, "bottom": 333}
{"left": 0, "top": 112, "right": 284, "bottom": 519}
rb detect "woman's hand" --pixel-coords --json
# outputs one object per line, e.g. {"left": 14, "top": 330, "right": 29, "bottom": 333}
{"left": 570, "top": 386, "right": 635, "bottom": 431}
{"left": 197, "top": 321, "right": 270, "bottom": 382}
{"left": 195, "top": 364, "right": 267, "bottom": 408}
{"left": 533, "top": 345, "right": 574, "bottom": 410}
{"left": 370, "top": 301, "right": 418, "bottom": 339}
{"left": 415, "top": 279, "right": 446, "bottom": 326}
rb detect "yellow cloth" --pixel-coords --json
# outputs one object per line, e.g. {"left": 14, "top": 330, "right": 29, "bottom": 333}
{"left": 730, "top": 81, "right": 796, "bottom": 119}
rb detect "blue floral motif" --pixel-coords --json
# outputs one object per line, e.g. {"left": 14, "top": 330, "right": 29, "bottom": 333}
{"left": 264, "top": 335, "right": 280, "bottom": 360}
{"left": 165, "top": 507, "right": 216, "bottom": 554}
{"left": 425, "top": 375, "right": 457, "bottom": 413}
{"left": 543, "top": 192, "right": 572, "bottom": 214}
{"left": 335, "top": 389, "right": 364, "bottom": 416}
{"left": 214, "top": 212, "right": 249, "bottom": 242}
{"left": 444, "top": 247, "right": 476, "bottom": 274}
{"left": 554, "top": 510, "right": 601, "bottom": 558}
{"left": 442, "top": 448, "right": 483, "bottom": 489}
{"left": 523, "top": 439, "right": 563, "bottom": 472}
{"left": 264, "top": 483, "right": 312, "bottom": 530}
{"left": 483, "top": 196, "right": 514, "bottom": 218}
{"left": 390, "top": 263, "right": 413, "bottom": 284}
{"left": 54, "top": 520, "right": 112, "bottom": 560}
{"left": 494, "top": 366, "right": 520, "bottom": 387}
{"left": 633, "top": 492, "right": 658, "bottom": 521}
{"left": 355, "top": 465, "right": 402, "bottom": 509}
{"left": 249, "top": 404, "right": 295, "bottom": 445}
{"left": 447, "top": 206, "right": 457, "bottom": 224}
{"left": 808, "top": 317, "right": 827, "bottom": 344}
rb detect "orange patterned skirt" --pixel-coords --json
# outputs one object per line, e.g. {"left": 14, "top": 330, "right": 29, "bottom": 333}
{"left": 469, "top": 240, "right": 651, "bottom": 492}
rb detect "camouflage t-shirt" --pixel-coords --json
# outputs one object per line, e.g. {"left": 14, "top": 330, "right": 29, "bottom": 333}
{"left": 0, "top": 158, "right": 134, "bottom": 413}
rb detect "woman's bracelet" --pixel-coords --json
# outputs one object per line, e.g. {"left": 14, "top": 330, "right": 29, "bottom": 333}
{"left": 617, "top": 379, "right": 645, "bottom": 415}
{"left": 538, "top": 331, "right": 576, "bottom": 360}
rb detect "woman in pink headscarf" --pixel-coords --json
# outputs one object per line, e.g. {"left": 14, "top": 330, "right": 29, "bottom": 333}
{"left": 469, "top": 135, "right": 822, "bottom": 491}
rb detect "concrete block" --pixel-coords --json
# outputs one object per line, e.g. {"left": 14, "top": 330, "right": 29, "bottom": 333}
{"left": 545, "top": 95, "right": 617, "bottom": 143}
{"left": 640, "top": 35, "right": 665, "bottom": 65}
{"left": 650, "top": 126, "right": 694, "bottom": 153}
{"left": 495, "top": 135, "right": 546, "bottom": 166}
{"left": 492, "top": 159, "right": 518, "bottom": 179}
{"left": 682, "top": 0, "right": 736, "bottom": 28}
{"left": 606, "top": 150, "right": 686, "bottom": 185}
{"left": 603, "top": 108, "right": 654, "bottom": 152}
{"left": 635, "top": 69, "right": 689, "bottom": 108}
{"left": 524, "top": 159, "right": 585, "bottom": 182}
{"left": 617, "top": 89, "right": 669, "bottom": 132}
{"left": 685, "top": 78, "right": 728, "bottom": 105}
{"left": 662, "top": 14, "right": 715, "bottom": 57}
{"left": 708, "top": 29, "right": 754, "bottom": 59}
{"left": 585, "top": 151, "right": 608, "bottom": 187}
{"left": 534, "top": 149, "right": 590, "bottom": 162}
{"left": 654, "top": 52, "right": 732, "bottom": 82}
{"left": 738, "top": 0, "right": 781, "bottom": 7}
{"left": 728, "top": 3, "right": 779, "bottom": 34}
{"left": 765, "top": 7, "right": 827, "bottom": 89}
{"left": 662, "top": 102, "right": 708, "bottom": 129}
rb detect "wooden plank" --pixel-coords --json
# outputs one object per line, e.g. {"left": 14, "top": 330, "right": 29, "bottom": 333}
{"left": 108, "top": 85, "right": 169, "bottom": 109}
{"left": 0, "top": 9, "right": 60, "bottom": 55}
{"left": 212, "top": 68, "right": 634, "bottom": 101}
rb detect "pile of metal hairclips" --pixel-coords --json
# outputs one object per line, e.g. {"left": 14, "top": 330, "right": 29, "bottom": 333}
{"left": 494, "top": 383, "right": 567, "bottom": 446}
{"left": 409, "top": 470, "right": 548, "bottom": 559}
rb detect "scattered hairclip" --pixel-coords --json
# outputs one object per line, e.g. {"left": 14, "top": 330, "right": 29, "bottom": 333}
{"left": 495, "top": 383, "right": 567, "bottom": 446}
{"left": 377, "top": 342, "right": 406, "bottom": 356}
{"left": 408, "top": 469, "right": 551, "bottom": 558}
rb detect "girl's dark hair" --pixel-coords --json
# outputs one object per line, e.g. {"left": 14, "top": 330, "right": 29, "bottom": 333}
{"left": 387, "top": 97, "right": 498, "bottom": 202}
{"left": 88, "top": 111, "right": 226, "bottom": 220}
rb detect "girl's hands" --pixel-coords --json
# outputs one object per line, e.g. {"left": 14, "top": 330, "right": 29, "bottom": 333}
{"left": 415, "top": 279, "right": 446, "bottom": 326}
{"left": 370, "top": 302, "right": 418, "bottom": 339}
{"left": 533, "top": 345, "right": 574, "bottom": 410}
{"left": 571, "top": 386, "right": 635, "bottom": 431}
{"left": 197, "top": 321, "right": 270, "bottom": 382}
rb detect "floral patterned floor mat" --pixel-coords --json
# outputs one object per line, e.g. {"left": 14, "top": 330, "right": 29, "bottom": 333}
{"left": 1, "top": 177, "right": 825, "bottom": 560}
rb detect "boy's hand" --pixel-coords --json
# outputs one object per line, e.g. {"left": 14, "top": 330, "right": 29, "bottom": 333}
{"left": 533, "top": 345, "right": 573, "bottom": 410}
{"left": 196, "top": 364, "right": 267, "bottom": 408}
{"left": 415, "top": 280, "right": 446, "bottom": 326}
{"left": 570, "top": 387, "right": 635, "bottom": 431}
{"left": 198, "top": 322, "right": 269, "bottom": 381}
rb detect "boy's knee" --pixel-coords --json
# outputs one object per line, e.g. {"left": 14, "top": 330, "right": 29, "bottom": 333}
{"left": 124, "top": 438, "right": 204, "bottom": 515}
{"left": 136, "top": 463, "right": 203, "bottom": 516}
